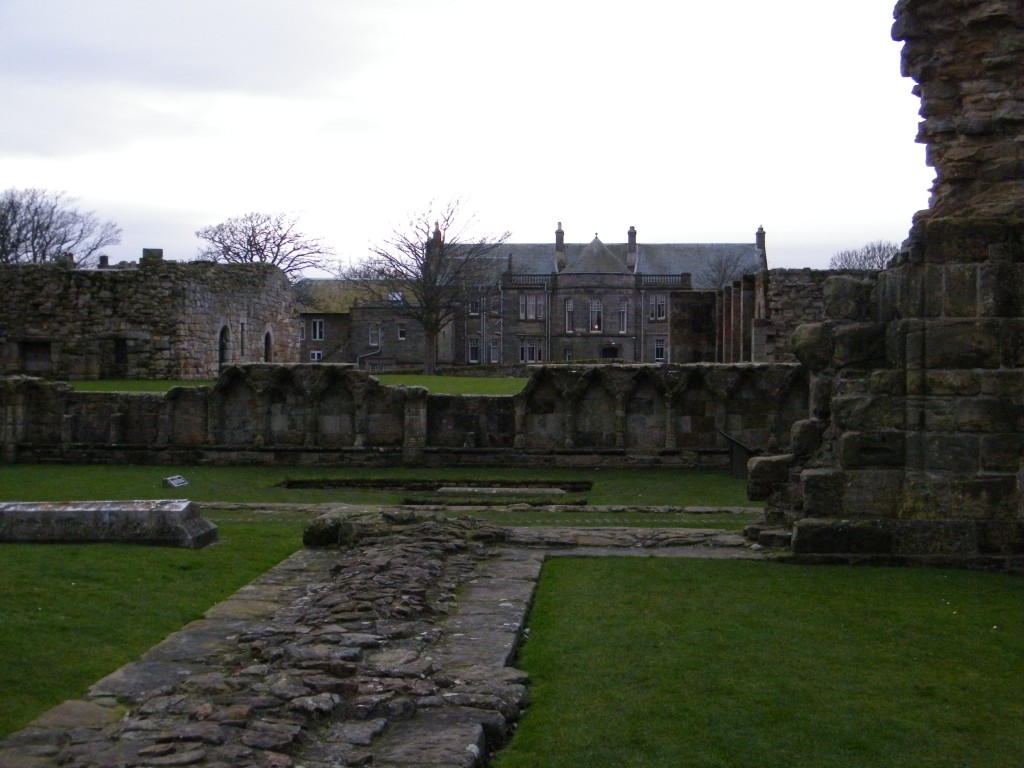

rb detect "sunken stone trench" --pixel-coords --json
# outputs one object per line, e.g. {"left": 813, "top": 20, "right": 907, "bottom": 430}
{"left": 0, "top": 512, "right": 538, "bottom": 768}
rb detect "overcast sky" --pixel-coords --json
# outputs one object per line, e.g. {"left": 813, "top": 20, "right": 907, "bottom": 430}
{"left": 2, "top": 0, "right": 934, "bottom": 273}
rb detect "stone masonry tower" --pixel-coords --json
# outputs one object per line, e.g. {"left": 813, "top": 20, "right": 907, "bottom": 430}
{"left": 750, "top": 0, "right": 1023, "bottom": 568}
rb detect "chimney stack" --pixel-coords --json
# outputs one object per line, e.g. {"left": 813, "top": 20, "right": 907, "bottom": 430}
{"left": 626, "top": 225, "right": 637, "bottom": 271}
{"left": 555, "top": 222, "right": 566, "bottom": 271}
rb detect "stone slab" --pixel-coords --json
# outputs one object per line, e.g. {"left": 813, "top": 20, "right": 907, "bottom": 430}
{"left": 0, "top": 500, "right": 217, "bottom": 548}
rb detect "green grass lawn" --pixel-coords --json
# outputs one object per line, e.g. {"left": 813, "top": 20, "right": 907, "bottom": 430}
{"left": 0, "top": 508, "right": 315, "bottom": 737}
{"left": 66, "top": 375, "right": 527, "bottom": 395}
{"left": 67, "top": 379, "right": 216, "bottom": 392}
{"left": 0, "top": 463, "right": 758, "bottom": 737}
{"left": 375, "top": 373, "right": 527, "bottom": 395}
{"left": 0, "top": 464, "right": 758, "bottom": 513}
{"left": 494, "top": 558, "right": 1024, "bottom": 768}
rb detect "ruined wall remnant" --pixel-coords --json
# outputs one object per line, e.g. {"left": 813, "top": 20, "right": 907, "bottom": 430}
{"left": 893, "top": 0, "right": 1024, "bottom": 218}
{"left": 0, "top": 363, "right": 807, "bottom": 468}
{"left": 0, "top": 260, "right": 299, "bottom": 380}
{"left": 750, "top": 0, "right": 1023, "bottom": 570}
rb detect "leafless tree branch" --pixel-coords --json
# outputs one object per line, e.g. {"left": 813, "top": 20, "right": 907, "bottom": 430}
{"left": 346, "top": 200, "right": 510, "bottom": 373}
{"left": 0, "top": 188, "right": 121, "bottom": 267}
{"left": 195, "top": 212, "right": 335, "bottom": 280}
{"left": 828, "top": 239, "right": 900, "bottom": 270}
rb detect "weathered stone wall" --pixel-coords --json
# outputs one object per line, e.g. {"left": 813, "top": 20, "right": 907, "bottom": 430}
{"left": 0, "top": 260, "right": 298, "bottom": 379}
{"left": 748, "top": 268, "right": 879, "bottom": 363}
{"left": 1, "top": 363, "right": 807, "bottom": 468}
{"left": 749, "top": 0, "right": 1023, "bottom": 569}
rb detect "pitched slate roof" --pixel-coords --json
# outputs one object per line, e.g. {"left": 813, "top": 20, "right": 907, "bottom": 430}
{"left": 491, "top": 235, "right": 762, "bottom": 288}
{"left": 634, "top": 243, "right": 763, "bottom": 288}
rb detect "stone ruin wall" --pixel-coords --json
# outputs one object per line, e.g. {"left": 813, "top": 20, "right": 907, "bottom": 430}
{"left": 0, "top": 363, "right": 808, "bottom": 468}
{"left": 0, "top": 261, "right": 299, "bottom": 380}
{"left": 749, "top": 268, "right": 879, "bottom": 363}
{"left": 749, "top": 0, "right": 1023, "bottom": 569}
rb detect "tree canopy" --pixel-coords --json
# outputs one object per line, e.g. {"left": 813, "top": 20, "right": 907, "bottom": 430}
{"left": 829, "top": 240, "right": 900, "bottom": 270}
{"left": 350, "top": 200, "right": 510, "bottom": 374}
{"left": 194, "top": 212, "right": 334, "bottom": 280}
{"left": 0, "top": 188, "right": 121, "bottom": 267}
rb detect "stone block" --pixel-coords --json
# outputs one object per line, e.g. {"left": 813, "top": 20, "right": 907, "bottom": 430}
{"left": 868, "top": 370, "right": 906, "bottom": 396}
{"left": 942, "top": 263, "right": 978, "bottom": 317}
{"left": 833, "top": 323, "right": 888, "bottom": 369}
{"left": 957, "top": 397, "right": 1022, "bottom": 432}
{"left": 922, "top": 398, "right": 958, "bottom": 431}
{"left": 918, "top": 218, "right": 1014, "bottom": 264}
{"left": 839, "top": 431, "right": 906, "bottom": 468}
{"left": 791, "top": 322, "right": 834, "bottom": 371}
{"left": 841, "top": 469, "right": 903, "bottom": 517}
{"left": 922, "top": 433, "right": 981, "bottom": 472}
{"left": 832, "top": 395, "right": 902, "bottom": 431}
{"left": 977, "top": 262, "right": 1023, "bottom": 317}
{"left": 800, "top": 468, "right": 845, "bottom": 517}
{"left": 747, "top": 453, "right": 794, "bottom": 500}
{"left": 999, "top": 318, "right": 1024, "bottom": 367}
{"left": 979, "top": 369, "right": 1024, "bottom": 398}
{"left": 977, "top": 520, "right": 1024, "bottom": 555}
{"left": 980, "top": 433, "right": 1024, "bottom": 472}
{"left": 791, "top": 517, "right": 895, "bottom": 554}
{"left": 923, "top": 319, "right": 1002, "bottom": 369}
{"left": 0, "top": 500, "right": 217, "bottom": 548}
{"left": 924, "top": 370, "right": 980, "bottom": 396}
{"left": 892, "top": 520, "right": 979, "bottom": 555}
{"left": 823, "top": 276, "right": 875, "bottom": 321}
{"left": 949, "top": 475, "right": 1021, "bottom": 520}
{"left": 790, "top": 419, "right": 826, "bottom": 460}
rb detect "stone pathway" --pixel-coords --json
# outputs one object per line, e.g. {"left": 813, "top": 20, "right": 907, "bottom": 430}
{"left": 0, "top": 514, "right": 764, "bottom": 768}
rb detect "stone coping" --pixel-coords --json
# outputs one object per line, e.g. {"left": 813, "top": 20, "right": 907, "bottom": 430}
{"left": 0, "top": 514, "right": 763, "bottom": 768}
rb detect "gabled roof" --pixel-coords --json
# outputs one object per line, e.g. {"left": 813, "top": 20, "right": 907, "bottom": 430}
{"left": 563, "top": 235, "right": 627, "bottom": 273}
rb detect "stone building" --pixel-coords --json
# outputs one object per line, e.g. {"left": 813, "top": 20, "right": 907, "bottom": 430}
{"left": 450, "top": 223, "right": 766, "bottom": 367}
{"left": 0, "top": 250, "right": 298, "bottom": 380}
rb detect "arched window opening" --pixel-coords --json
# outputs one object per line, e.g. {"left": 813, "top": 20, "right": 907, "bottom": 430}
{"left": 218, "top": 325, "right": 230, "bottom": 368}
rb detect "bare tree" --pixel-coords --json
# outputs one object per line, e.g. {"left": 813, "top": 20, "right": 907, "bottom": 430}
{"left": 0, "top": 188, "right": 121, "bottom": 267}
{"left": 350, "top": 200, "right": 510, "bottom": 374}
{"left": 696, "top": 250, "right": 762, "bottom": 290}
{"left": 195, "top": 212, "right": 334, "bottom": 280}
{"left": 829, "top": 239, "right": 900, "bottom": 270}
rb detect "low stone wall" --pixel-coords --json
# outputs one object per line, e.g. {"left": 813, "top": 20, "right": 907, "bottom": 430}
{"left": 0, "top": 363, "right": 808, "bottom": 468}
{"left": 0, "top": 500, "right": 218, "bottom": 548}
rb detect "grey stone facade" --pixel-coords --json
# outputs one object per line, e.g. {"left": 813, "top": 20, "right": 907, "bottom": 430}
{"left": 290, "top": 226, "right": 765, "bottom": 372}
{"left": 0, "top": 253, "right": 298, "bottom": 380}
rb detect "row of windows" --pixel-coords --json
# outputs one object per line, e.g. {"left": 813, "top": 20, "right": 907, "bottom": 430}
{"left": 303, "top": 294, "right": 666, "bottom": 345}
{"left": 515, "top": 294, "right": 667, "bottom": 326}
{"left": 302, "top": 320, "right": 408, "bottom": 347}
